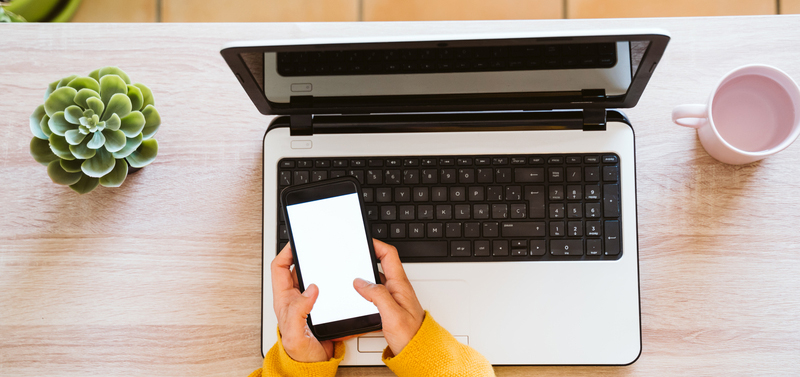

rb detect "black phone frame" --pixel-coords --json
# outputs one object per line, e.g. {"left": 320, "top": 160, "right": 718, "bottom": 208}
{"left": 279, "top": 176, "right": 383, "bottom": 341}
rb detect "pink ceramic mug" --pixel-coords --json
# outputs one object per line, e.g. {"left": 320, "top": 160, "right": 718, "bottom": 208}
{"left": 672, "top": 64, "right": 800, "bottom": 164}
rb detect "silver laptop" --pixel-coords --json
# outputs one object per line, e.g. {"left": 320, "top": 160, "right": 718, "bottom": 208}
{"left": 221, "top": 29, "right": 669, "bottom": 365}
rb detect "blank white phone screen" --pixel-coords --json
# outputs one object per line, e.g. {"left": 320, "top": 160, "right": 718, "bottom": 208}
{"left": 286, "top": 192, "right": 379, "bottom": 325}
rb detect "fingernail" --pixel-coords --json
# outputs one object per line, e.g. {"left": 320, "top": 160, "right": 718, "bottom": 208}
{"left": 302, "top": 284, "right": 316, "bottom": 297}
{"left": 354, "top": 278, "right": 370, "bottom": 288}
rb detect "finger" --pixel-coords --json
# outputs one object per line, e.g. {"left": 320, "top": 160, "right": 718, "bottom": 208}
{"left": 271, "top": 244, "right": 296, "bottom": 295}
{"left": 291, "top": 266, "right": 300, "bottom": 289}
{"left": 285, "top": 283, "right": 319, "bottom": 330}
{"left": 372, "top": 239, "right": 409, "bottom": 283}
{"left": 353, "top": 278, "right": 401, "bottom": 315}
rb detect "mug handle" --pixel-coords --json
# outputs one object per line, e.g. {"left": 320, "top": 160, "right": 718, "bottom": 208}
{"left": 672, "top": 104, "right": 708, "bottom": 129}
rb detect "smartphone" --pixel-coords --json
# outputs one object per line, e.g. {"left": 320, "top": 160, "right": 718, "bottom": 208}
{"left": 280, "top": 177, "right": 383, "bottom": 340}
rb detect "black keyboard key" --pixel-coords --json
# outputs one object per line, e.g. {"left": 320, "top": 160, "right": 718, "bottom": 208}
{"left": 510, "top": 203, "right": 526, "bottom": 219}
{"left": 603, "top": 184, "right": 620, "bottom": 217}
{"left": 454, "top": 204, "right": 471, "bottom": 219}
{"left": 414, "top": 187, "right": 429, "bottom": 202}
{"left": 398, "top": 205, "right": 415, "bottom": 220}
{"left": 418, "top": 205, "right": 434, "bottom": 220}
{"left": 549, "top": 186, "right": 563, "bottom": 200}
{"left": 603, "top": 155, "right": 618, "bottom": 163}
{"left": 492, "top": 204, "right": 508, "bottom": 219}
{"left": 587, "top": 239, "right": 602, "bottom": 256}
{"left": 586, "top": 203, "right": 601, "bottom": 218}
{"left": 505, "top": 186, "right": 521, "bottom": 201}
{"left": 468, "top": 186, "right": 485, "bottom": 201}
{"left": 279, "top": 171, "right": 291, "bottom": 186}
{"left": 348, "top": 170, "right": 364, "bottom": 184}
{"left": 483, "top": 222, "right": 499, "bottom": 237}
{"left": 293, "top": 171, "right": 309, "bottom": 185}
{"left": 568, "top": 221, "right": 583, "bottom": 237}
{"left": 487, "top": 186, "right": 503, "bottom": 201}
{"left": 451, "top": 241, "right": 471, "bottom": 257}
{"left": 393, "top": 241, "right": 448, "bottom": 258}
{"left": 372, "top": 224, "right": 387, "bottom": 239}
{"left": 585, "top": 167, "right": 600, "bottom": 181}
{"left": 584, "top": 156, "right": 600, "bottom": 163}
{"left": 459, "top": 168, "right": 475, "bottom": 183}
{"left": 446, "top": 222, "right": 461, "bottom": 238}
{"left": 501, "top": 222, "right": 546, "bottom": 237}
{"left": 515, "top": 168, "right": 544, "bottom": 183}
{"left": 495, "top": 168, "right": 512, "bottom": 183}
{"left": 548, "top": 167, "right": 563, "bottom": 182}
{"left": 432, "top": 187, "right": 447, "bottom": 202}
{"left": 367, "top": 170, "right": 382, "bottom": 184}
{"left": 441, "top": 169, "right": 457, "bottom": 183}
{"left": 280, "top": 160, "right": 295, "bottom": 168}
{"left": 529, "top": 240, "right": 546, "bottom": 256}
{"left": 525, "top": 186, "right": 545, "bottom": 219}
{"left": 585, "top": 185, "right": 600, "bottom": 200}
{"left": 312, "top": 171, "right": 328, "bottom": 182}
{"left": 550, "top": 221, "right": 564, "bottom": 237}
{"left": 385, "top": 170, "right": 401, "bottom": 184}
{"left": 395, "top": 187, "right": 411, "bottom": 202}
{"left": 390, "top": 223, "right": 405, "bottom": 238}
{"left": 549, "top": 203, "right": 564, "bottom": 219}
{"left": 422, "top": 169, "right": 438, "bottom": 183}
{"left": 604, "top": 220, "right": 621, "bottom": 255}
{"left": 450, "top": 187, "right": 466, "bottom": 201}
{"left": 362, "top": 188, "right": 374, "bottom": 203}
{"left": 473, "top": 204, "right": 489, "bottom": 219}
{"left": 381, "top": 205, "right": 397, "bottom": 220}
{"left": 366, "top": 206, "right": 378, "bottom": 221}
{"left": 603, "top": 165, "right": 619, "bottom": 182}
{"left": 409, "top": 223, "right": 425, "bottom": 238}
{"left": 566, "top": 167, "right": 582, "bottom": 182}
{"left": 403, "top": 169, "right": 419, "bottom": 185}
{"left": 474, "top": 241, "right": 491, "bottom": 256}
{"left": 586, "top": 221, "right": 601, "bottom": 236}
{"left": 376, "top": 188, "right": 391, "bottom": 202}
{"left": 464, "top": 222, "right": 480, "bottom": 237}
{"left": 492, "top": 240, "right": 509, "bottom": 256}
{"left": 436, "top": 205, "right": 452, "bottom": 220}
{"left": 551, "top": 239, "right": 583, "bottom": 256}
{"left": 427, "top": 223, "right": 443, "bottom": 238}
{"left": 477, "top": 168, "right": 493, "bottom": 183}
{"left": 512, "top": 248, "right": 527, "bottom": 256}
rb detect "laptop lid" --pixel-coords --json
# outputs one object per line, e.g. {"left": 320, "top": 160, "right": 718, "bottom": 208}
{"left": 221, "top": 29, "right": 669, "bottom": 117}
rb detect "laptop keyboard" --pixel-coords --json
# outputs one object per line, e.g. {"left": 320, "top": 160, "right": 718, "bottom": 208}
{"left": 276, "top": 154, "right": 622, "bottom": 262}
{"left": 276, "top": 43, "right": 618, "bottom": 77}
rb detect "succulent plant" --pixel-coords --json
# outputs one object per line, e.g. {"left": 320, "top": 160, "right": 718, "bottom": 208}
{"left": 29, "top": 67, "right": 161, "bottom": 194}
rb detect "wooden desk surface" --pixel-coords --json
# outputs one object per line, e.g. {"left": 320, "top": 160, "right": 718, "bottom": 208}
{"left": 2, "top": 16, "right": 800, "bottom": 376}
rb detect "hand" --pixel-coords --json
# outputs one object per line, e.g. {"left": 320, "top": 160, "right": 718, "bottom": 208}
{"left": 353, "top": 239, "right": 425, "bottom": 356}
{"left": 271, "top": 244, "right": 334, "bottom": 362}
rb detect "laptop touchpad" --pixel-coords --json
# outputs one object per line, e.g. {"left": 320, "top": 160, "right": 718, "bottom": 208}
{"left": 357, "top": 280, "right": 470, "bottom": 353}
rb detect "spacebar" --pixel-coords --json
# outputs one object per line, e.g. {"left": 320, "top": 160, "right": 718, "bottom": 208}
{"left": 391, "top": 241, "right": 448, "bottom": 258}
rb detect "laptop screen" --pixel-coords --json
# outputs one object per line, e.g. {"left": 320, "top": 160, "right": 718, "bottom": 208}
{"left": 222, "top": 30, "right": 668, "bottom": 114}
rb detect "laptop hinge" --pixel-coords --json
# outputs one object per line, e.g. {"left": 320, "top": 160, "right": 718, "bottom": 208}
{"left": 290, "top": 114, "right": 313, "bottom": 136}
{"left": 582, "top": 108, "right": 606, "bottom": 131}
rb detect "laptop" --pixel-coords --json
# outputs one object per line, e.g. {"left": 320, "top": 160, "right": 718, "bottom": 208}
{"left": 221, "top": 28, "right": 669, "bottom": 365}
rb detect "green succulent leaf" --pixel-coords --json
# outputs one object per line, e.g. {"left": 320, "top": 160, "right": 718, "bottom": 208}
{"left": 48, "top": 111, "right": 75, "bottom": 136}
{"left": 39, "top": 114, "right": 53, "bottom": 138}
{"left": 87, "top": 131, "right": 106, "bottom": 150}
{"left": 56, "top": 75, "right": 79, "bottom": 89}
{"left": 60, "top": 158, "right": 84, "bottom": 173}
{"left": 67, "top": 77, "right": 101, "bottom": 93}
{"left": 69, "top": 136, "right": 96, "bottom": 159}
{"left": 64, "top": 105, "right": 84, "bottom": 125}
{"left": 127, "top": 85, "right": 144, "bottom": 112}
{"left": 105, "top": 113, "right": 121, "bottom": 131}
{"left": 134, "top": 83, "right": 154, "bottom": 109}
{"left": 49, "top": 133, "right": 75, "bottom": 160}
{"left": 74, "top": 88, "right": 101, "bottom": 109}
{"left": 141, "top": 105, "right": 161, "bottom": 140}
{"left": 126, "top": 138, "right": 158, "bottom": 168}
{"left": 99, "top": 67, "right": 132, "bottom": 85}
{"left": 99, "top": 159, "right": 129, "bottom": 188}
{"left": 119, "top": 111, "right": 145, "bottom": 137}
{"left": 69, "top": 174, "right": 99, "bottom": 194}
{"left": 30, "top": 105, "right": 48, "bottom": 139}
{"left": 44, "top": 79, "right": 60, "bottom": 100}
{"left": 112, "top": 133, "right": 143, "bottom": 159}
{"left": 30, "top": 137, "right": 60, "bottom": 165}
{"left": 81, "top": 147, "right": 116, "bottom": 178}
{"left": 86, "top": 96, "right": 105, "bottom": 117}
{"left": 44, "top": 86, "right": 78, "bottom": 117}
{"left": 99, "top": 75, "right": 127, "bottom": 108}
{"left": 65, "top": 129, "right": 87, "bottom": 145}
{"left": 102, "top": 129, "right": 127, "bottom": 153}
{"left": 88, "top": 68, "right": 100, "bottom": 82}
{"left": 102, "top": 93, "right": 132, "bottom": 121}
{"left": 47, "top": 160, "right": 82, "bottom": 186}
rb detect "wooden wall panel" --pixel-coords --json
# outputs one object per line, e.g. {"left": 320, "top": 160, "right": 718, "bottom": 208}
{"left": 363, "top": 0, "right": 563, "bottom": 21}
{"left": 161, "top": 0, "right": 359, "bottom": 22}
{"left": 566, "top": 0, "right": 776, "bottom": 18}
{"left": 781, "top": 0, "right": 800, "bottom": 13}
{"left": 71, "top": 0, "right": 157, "bottom": 22}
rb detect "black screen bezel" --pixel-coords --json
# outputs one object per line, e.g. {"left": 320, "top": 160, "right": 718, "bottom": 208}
{"left": 280, "top": 177, "right": 383, "bottom": 340}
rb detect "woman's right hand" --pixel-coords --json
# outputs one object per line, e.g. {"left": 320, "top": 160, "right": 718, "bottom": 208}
{"left": 353, "top": 239, "right": 425, "bottom": 356}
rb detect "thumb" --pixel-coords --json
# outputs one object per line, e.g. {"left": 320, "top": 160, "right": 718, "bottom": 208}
{"left": 353, "top": 278, "right": 398, "bottom": 314}
{"left": 295, "top": 283, "right": 319, "bottom": 314}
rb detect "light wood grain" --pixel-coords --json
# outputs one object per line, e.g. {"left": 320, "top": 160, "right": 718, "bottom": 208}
{"left": 71, "top": 0, "right": 157, "bottom": 22}
{"left": 781, "top": 0, "right": 800, "bottom": 13}
{"left": 363, "top": 0, "right": 563, "bottom": 21}
{"left": 566, "top": 0, "right": 776, "bottom": 18}
{"left": 2, "top": 17, "right": 800, "bottom": 376}
{"left": 161, "top": 0, "right": 359, "bottom": 22}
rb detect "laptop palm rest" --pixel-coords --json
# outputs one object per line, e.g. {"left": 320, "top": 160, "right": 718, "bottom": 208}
{"left": 357, "top": 280, "right": 470, "bottom": 353}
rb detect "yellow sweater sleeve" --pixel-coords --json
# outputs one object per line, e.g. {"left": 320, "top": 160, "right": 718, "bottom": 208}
{"left": 382, "top": 311, "right": 496, "bottom": 377}
{"left": 248, "top": 328, "right": 345, "bottom": 377}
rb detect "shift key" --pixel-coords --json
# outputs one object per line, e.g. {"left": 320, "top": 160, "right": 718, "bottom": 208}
{"left": 501, "top": 222, "right": 546, "bottom": 237}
